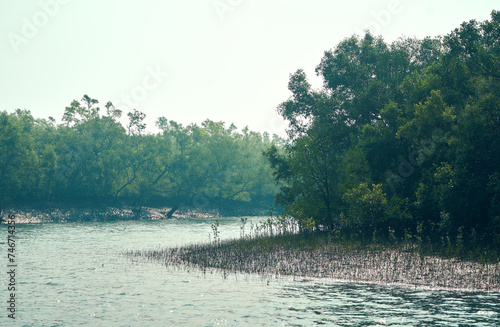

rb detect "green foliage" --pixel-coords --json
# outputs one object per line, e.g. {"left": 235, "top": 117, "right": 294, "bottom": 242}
{"left": 269, "top": 11, "right": 500, "bottom": 256}
{"left": 1, "top": 95, "right": 281, "bottom": 216}
{"left": 342, "top": 183, "right": 387, "bottom": 234}
{"left": 0, "top": 111, "right": 35, "bottom": 212}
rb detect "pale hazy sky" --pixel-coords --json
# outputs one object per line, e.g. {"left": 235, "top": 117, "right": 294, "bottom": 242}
{"left": 0, "top": 1, "right": 497, "bottom": 137}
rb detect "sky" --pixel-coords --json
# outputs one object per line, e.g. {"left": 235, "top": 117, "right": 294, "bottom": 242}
{"left": 0, "top": 1, "right": 497, "bottom": 137}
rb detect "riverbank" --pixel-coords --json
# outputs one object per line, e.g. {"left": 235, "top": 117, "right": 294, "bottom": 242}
{"left": 131, "top": 232, "right": 500, "bottom": 292}
{"left": 1, "top": 202, "right": 272, "bottom": 223}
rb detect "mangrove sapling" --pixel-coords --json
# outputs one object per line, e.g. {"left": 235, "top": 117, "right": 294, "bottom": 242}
{"left": 211, "top": 219, "right": 220, "bottom": 245}
{"left": 240, "top": 217, "right": 248, "bottom": 238}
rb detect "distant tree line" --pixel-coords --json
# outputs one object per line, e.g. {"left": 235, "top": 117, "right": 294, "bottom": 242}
{"left": 266, "top": 11, "right": 500, "bottom": 255}
{"left": 0, "top": 95, "right": 281, "bottom": 217}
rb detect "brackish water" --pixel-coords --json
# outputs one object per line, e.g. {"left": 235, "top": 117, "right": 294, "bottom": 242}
{"left": 1, "top": 217, "right": 499, "bottom": 326}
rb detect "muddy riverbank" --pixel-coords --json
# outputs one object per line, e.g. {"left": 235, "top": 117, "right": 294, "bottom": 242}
{"left": 1, "top": 202, "right": 272, "bottom": 223}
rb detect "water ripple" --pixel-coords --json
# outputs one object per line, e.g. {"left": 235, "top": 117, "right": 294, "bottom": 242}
{"left": 9, "top": 218, "right": 500, "bottom": 326}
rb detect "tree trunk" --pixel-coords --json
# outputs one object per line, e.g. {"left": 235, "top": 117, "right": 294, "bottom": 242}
{"left": 166, "top": 204, "right": 179, "bottom": 219}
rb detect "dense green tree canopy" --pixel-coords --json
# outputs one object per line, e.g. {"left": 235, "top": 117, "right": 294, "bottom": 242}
{"left": 268, "top": 11, "right": 500, "bottom": 251}
{"left": 0, "top": 96, "right": 281, "bottom": 216}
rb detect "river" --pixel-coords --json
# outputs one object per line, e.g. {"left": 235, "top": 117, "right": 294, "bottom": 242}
{"left": 2, "top": 216, "right": 499, "bottom": 326}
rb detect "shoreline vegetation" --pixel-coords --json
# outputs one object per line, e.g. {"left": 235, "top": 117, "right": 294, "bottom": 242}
{"left": 130, "top": 225, "right": 500, "bottom": 293}
{"left": 261, "top": 11, "right": 500, "bottom": 272}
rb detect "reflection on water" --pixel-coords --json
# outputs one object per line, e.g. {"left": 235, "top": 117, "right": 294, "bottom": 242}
{"left": 2, "top": 217, "right": 499, "bottom": 326}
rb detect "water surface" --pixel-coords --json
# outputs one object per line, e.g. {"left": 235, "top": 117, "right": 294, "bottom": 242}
{"left": 2, "top": 217, "right": 499, "bottom": 326}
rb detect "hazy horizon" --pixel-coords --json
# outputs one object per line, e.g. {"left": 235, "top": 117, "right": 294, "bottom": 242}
{"left": 1, "top": 0, "right": 497, "bottom": 137}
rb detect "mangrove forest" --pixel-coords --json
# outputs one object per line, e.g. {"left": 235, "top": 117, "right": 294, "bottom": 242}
{"left": 265, "top": 11, "right": 500, "bottom": 260}
{"left": 2, "top": 11, "right": 500, "bottom": 260}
